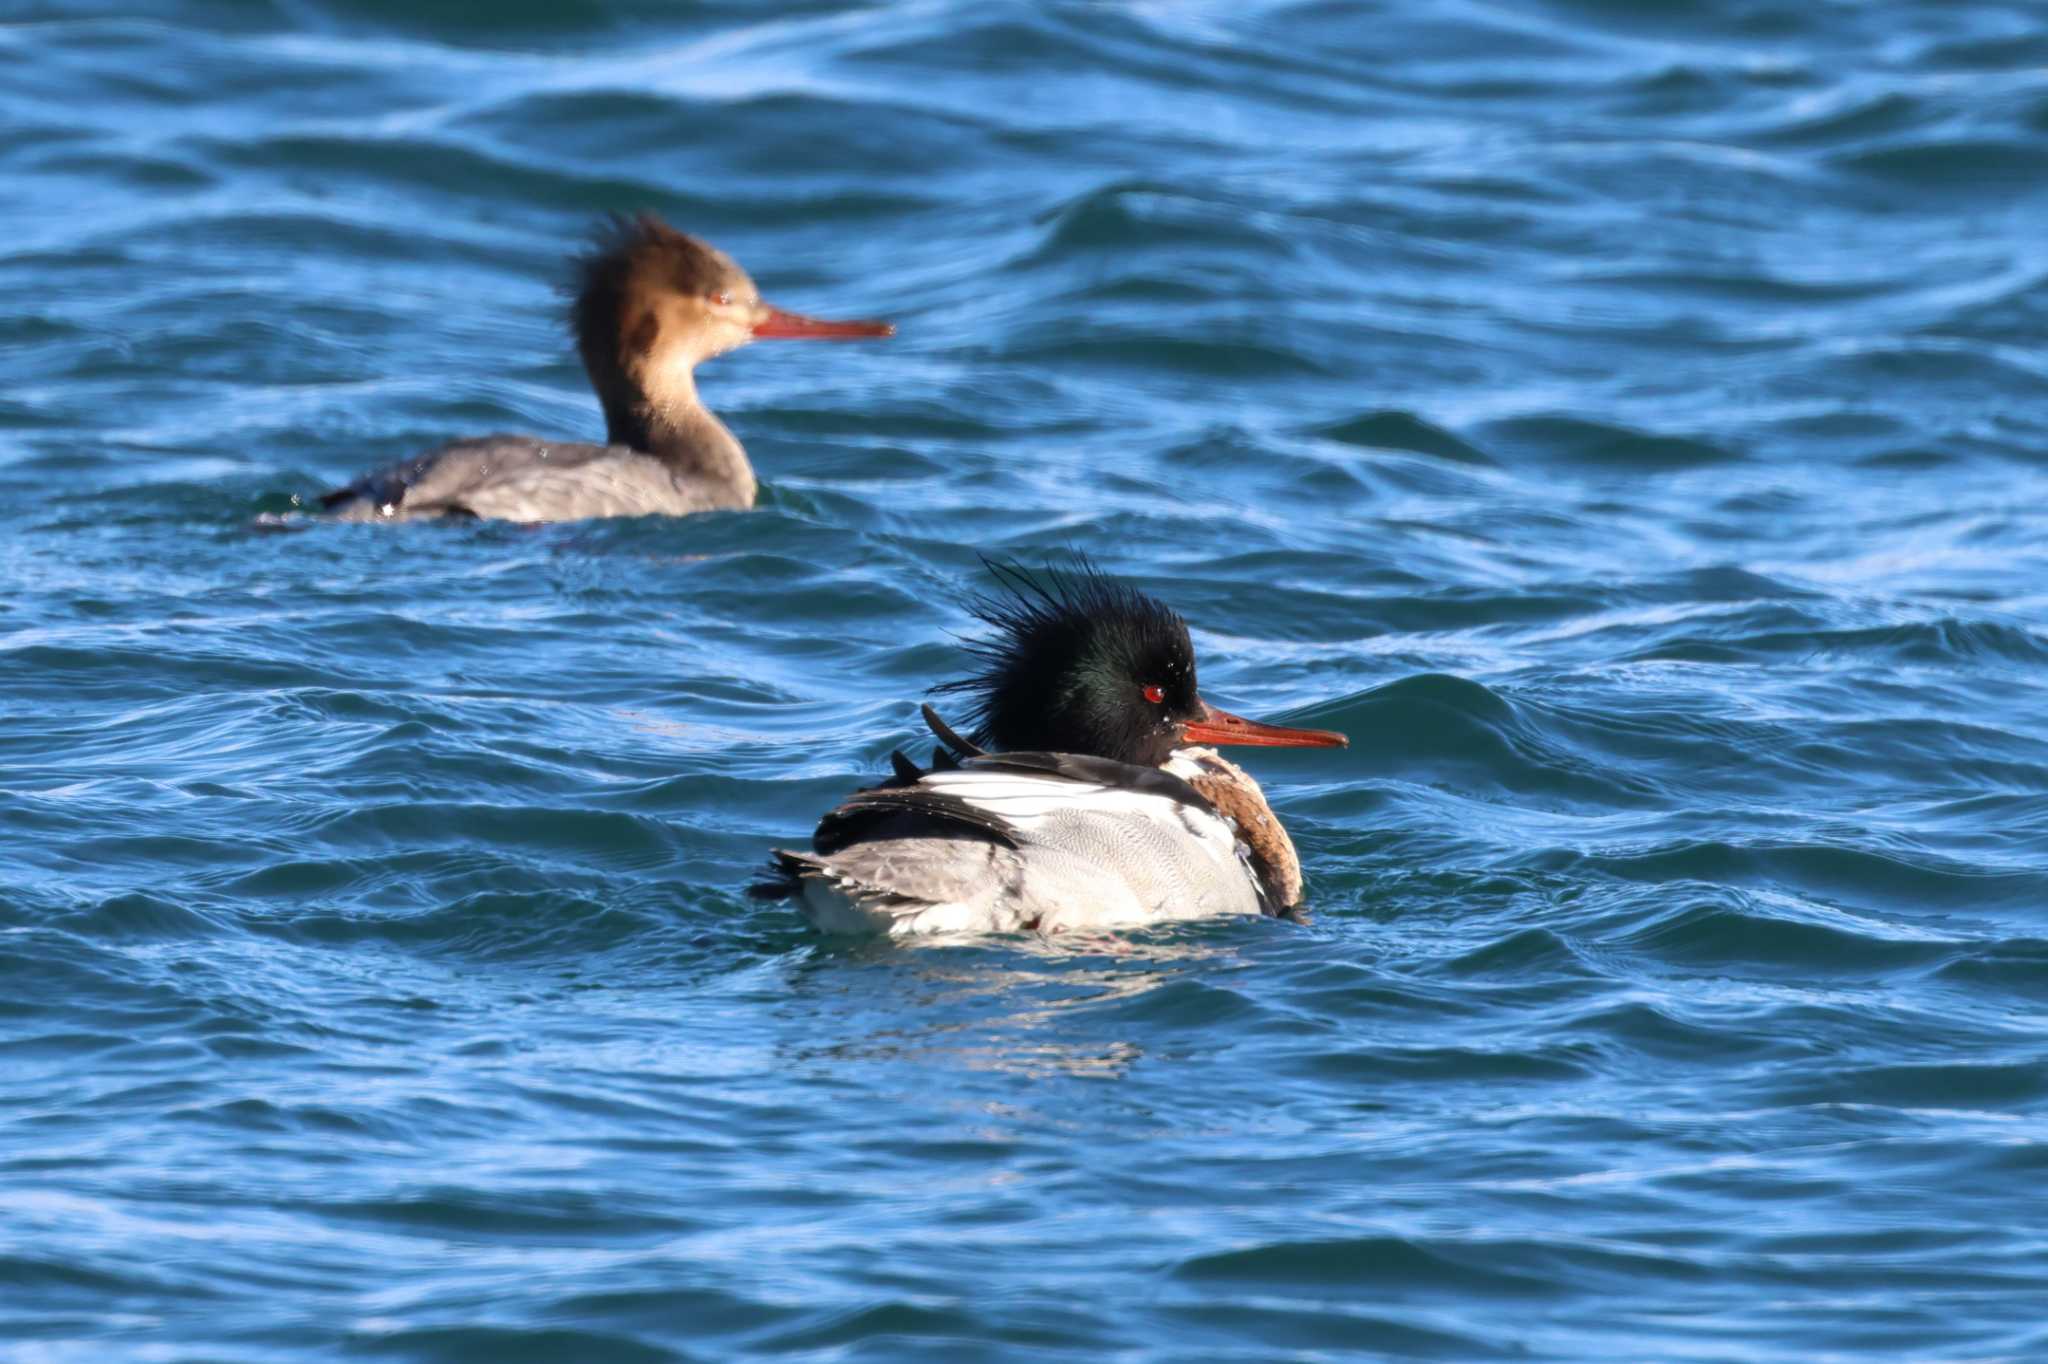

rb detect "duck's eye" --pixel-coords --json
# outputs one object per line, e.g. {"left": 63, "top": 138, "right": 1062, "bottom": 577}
{"left": 712, "top": 291, "right": 733, "bottom": 307}
{"left": 1142, "top": 684, "right": 1165, "bottom": 704}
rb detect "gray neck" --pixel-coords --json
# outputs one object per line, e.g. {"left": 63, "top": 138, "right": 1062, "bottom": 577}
{"left": 605, "top": 372, "right": 757, "bottom": 507}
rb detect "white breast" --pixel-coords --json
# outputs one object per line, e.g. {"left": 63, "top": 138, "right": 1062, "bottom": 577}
{"left": 906, "top": 768, "right": 1263, "bottom": 930}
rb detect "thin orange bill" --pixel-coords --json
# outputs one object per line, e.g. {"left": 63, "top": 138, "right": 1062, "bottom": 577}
{"left": 1181, "top": 698, "right": 1348, "bottom": 749}
{"left": 751, "top": 305, "right": 894, "bottom": 339}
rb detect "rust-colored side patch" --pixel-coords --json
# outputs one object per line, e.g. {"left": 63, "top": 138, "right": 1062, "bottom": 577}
{"left": 1185, "top": 754, "right": 1302, "bottom": 909}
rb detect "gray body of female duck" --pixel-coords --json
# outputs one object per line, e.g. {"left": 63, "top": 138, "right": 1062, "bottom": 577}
{"left": 757, "top": 563, "right": 1349, "bottom": 937}
{"left": 324, "top": 214, "right": 891, "bottom": 524}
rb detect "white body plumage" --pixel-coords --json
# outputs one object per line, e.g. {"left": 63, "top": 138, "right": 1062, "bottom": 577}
{"left": 780, "top": 749, "right": 1286, "bottom": 937}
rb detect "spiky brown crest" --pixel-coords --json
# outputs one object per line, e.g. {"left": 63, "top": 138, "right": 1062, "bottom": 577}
{"left": 569, "top": 214, "right": 753, "bottom": 366}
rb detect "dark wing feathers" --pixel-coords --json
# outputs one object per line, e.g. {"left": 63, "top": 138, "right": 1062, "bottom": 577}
{"left": 955, "top": 750, "right": 1214, "bottom": 813}
{"left": 918, "top": 705, "right": 1207, "bottom": 807}
{"left": 752, "top": 706, "right": 1217, "bottom": 902}
{"left": 920, "top": 704, "right": 985, "bottom": 758}
{"left": 749, "top": 849, "right": 931, "bottom": 906}
{"left": 320, "top": 464, "right": 410, "bottom": 511}
{"left": 812, "top": 786, "right": 1022, "bottom": 856}
{"left": 748, "top": 851, "right": 808, "bottom": 901}
{"left": 804, "top": 719, "right": 1216, "bottom": 862}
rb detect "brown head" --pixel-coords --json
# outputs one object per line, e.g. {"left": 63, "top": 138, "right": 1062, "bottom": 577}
{"left": 570, "top": 214, "right": 893, "bottom": 448}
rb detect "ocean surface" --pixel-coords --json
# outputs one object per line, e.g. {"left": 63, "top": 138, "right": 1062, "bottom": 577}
{"left": 6, "top": 1, "right": 2048, "bottom": 1359}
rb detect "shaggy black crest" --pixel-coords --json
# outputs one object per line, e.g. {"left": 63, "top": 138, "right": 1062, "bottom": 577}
{"left": 934, "top": 558, "right": 1202, "bottom": 767}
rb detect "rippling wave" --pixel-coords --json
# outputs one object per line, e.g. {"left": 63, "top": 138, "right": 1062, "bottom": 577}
{"left": 4, "top": 0, "right": 2048, "bottom": 1358}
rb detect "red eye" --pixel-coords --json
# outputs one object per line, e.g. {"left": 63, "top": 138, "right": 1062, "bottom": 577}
{"left": 1142, "top": 684, "right": 1165, "bottom": 704}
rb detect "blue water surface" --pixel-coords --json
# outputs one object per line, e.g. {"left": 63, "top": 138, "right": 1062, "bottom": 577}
{"left": 5, "top": 1, "right": 2048, "bottom": 1359}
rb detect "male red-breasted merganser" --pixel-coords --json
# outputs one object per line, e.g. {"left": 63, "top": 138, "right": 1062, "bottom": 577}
{"left": 322, "top": 214, "right": 892, "bottom": 523}
{"left": 757, "top": 561, "right": 1349, "bottom": 936}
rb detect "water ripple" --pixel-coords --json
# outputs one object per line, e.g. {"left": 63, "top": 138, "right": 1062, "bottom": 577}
{"left": 5, "top": 0, "right": 2048, "bottom": 1359}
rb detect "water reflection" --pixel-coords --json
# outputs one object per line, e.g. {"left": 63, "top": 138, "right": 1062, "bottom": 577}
{"left": 775, "top": 930, "right": 1243, "bottom": 1079}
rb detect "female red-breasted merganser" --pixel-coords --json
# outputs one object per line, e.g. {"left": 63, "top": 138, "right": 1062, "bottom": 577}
{"left": 322, "top": 214, "right": 893, "bottom": 523}
{"left": 757, "top": 561, "right": 1349, "bottom": 936}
